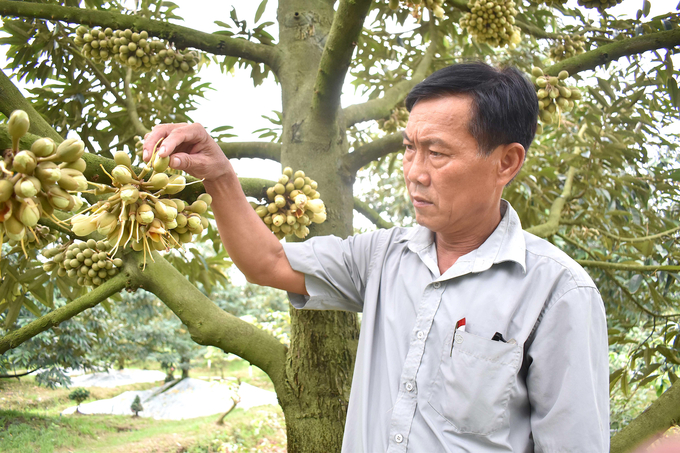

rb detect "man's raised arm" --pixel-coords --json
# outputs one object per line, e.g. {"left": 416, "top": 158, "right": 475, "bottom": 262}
{"left": 143, "top": 123, "right": 307, "bottom": 295}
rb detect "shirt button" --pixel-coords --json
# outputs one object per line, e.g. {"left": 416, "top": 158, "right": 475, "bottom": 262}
{"left": 456, "top": 334, "right": 464, "bottom": 344}
{"left": 433, "top": 281, "right": 441, "bottom": 289}
{"left": 405, "top": 382, "right": 414, "bottom": 392}
{"left": 395, "top": 434, "right": 404, "bottom": 443}
{"left": 416, "top": 331, "right": 425, "bottom": 340}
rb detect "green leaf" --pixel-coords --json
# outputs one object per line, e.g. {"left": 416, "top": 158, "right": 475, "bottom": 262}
{"left": 22, "top": 298, "right": 42, "bottom": 317}
{"left": 620, "top": 370, "right": 630, "bottom": 397}
{"left": 628, "top": 274, "right": 643, "bottom": 293}
{"left": 254, "top": 0, "right": 268, "bottom": 23}
{"left": 638, "top": 374, "right": 659, "bottom": 387}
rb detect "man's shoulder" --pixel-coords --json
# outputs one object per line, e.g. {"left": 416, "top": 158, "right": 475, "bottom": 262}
{"left": 522, "top": 230, "right": 597, "bottom": 291}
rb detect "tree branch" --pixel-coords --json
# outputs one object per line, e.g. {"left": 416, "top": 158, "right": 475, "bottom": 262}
{"left": 353, "top": 197, "right": 394, "bottom": 230}
{"left": 343, "top": 41, "right": 436, "bottom": 126}
{"left": 577, "top": 261, "right": 680, "bottom": 273}
{"left": 593, "top": 226, "right": 680, "bottom": 244}
{"left": 610, "top": 379, "right": 680, "bottom": 453}
{"left": 525, "top": 161, "right": 579, "bottom": 238}
{"left": 0, "top": 272, "right": 127, "bottom": 354}
{"left": 0, "top": 0, "right": 282, "bottom": 72}
{"left": 546, "top": 28, "right": 680, "bottom": 77}
{"left": 65, "top": 42, "right": 127, "bottom": 107}
{"left": 311, "top": 0, "right": 373, "bottom": 121}
{"left": 0, "top": 69, "right": 62, "bottom": 142}
{"left": 343, "top": 133, "right": 404, "bottom": 175}
{"left": 218, "top": 141, "right": 281, "bottom": 162}
{"left": 124, "top": 68, "right": 151, "bottom": 136}
{"left": 126, "top": 251, "right": 288, "bottom": 395}
{"left": 0, "top": 368, "right": 39, "bottom": 379}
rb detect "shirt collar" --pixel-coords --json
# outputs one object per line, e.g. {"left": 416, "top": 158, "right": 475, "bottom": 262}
{"left": 399, "top": 200, "right": 526, "bottom": 274}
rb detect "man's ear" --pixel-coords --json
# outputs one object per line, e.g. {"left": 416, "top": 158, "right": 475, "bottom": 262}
{"left": 497, "top": 143, "right": 525, "bottom": 186}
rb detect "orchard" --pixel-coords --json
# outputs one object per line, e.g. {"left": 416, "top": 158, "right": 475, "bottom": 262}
{"left": 0, "top": 1, "right": 679, "bottom": 452}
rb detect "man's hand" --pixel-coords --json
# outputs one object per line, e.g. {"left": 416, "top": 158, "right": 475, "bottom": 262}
{"left": 142, "top": 123, "right": 231, "bottom": 182}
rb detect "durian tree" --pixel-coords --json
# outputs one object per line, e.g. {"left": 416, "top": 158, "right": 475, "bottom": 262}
{"left": 0, "top": 0, "right": 680, "bottom": 452}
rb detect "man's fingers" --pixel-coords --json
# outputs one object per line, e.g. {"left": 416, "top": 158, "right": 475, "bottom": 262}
{"left": 142, "top": 123, "right": 190, "bottom": 162}
{"left": 157, "top": 124, "right": 205, "bottom": 159}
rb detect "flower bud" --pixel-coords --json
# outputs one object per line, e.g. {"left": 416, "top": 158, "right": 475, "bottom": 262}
{"left": 73, "top": 175, "right": 89, "bottom": 191}
{"left": 4, "top": 215, "right": 25, "bottom": 241}
{"left": 189, "top": 200, "right": 207, "bottom": 215}
{"left": 179, "top": 231, "right": 193, "bottom": 243}
{"left": 17, "top": 177, "right": 41, "bottom": 199}
{"left": 60, "top": 158, "right": 87, "bottom": 173}
{"left": 96, "top": 211, "right": 118, "bottom": 235}
{"left": 197, "top": 193, "right": 212, "bottom": 206}
{"left": 255, "top": 205, "right": 268, "bottom": 218}
{"left": 112, "top": 165, "right": 133, "bottom": 184}
{"left": 31, "top": 138, "right": 56, "bottom": 157}
{"left": 152, "top": 154, "right": 170, "bottom": 173}
{"left": 294, "top": 193, "right": 308, "bottom": 209}
{"left": 147, "top": 173, "right": 169, "bottom": 190}
{"left": 266, "top": 187, "right": 276, "bottom": 201}
{"left": 274, "top": 194, "right": 286, "bottom": 208}
{"left": 0, "top": 180, "right": 13, "bottom": 204}
{"left": 120, "top": 185, "right": 139, "bottom": 203}
{"left": 164, "top": 175, "right": 186, "bottom": 195}
{"left": 294, "top": 170, "right": 305, "bottom": 180}
{"left": 55, "top": 138, "right": 85, "bottom": 163}
{"left": 281, "top": 224, "right": 292, "bottom": 235}
{"left": 147, "top": 218, "right": 167, "bottom": 242}
{"left": 155, "top": 199, "right": 177, "bottom": 222}
{"left": 8, "top": 110, "right": 30, "bottom": 141}
{"left": 278, "top": 174, "right": 289, "bottom": 185}
{"left": 114, "top": 151, "right": 132, "bottom": 168}
{"left": 186, "top": 213, "right": 202, "bottom": 229}
{"left": 200, "top": 216, "right": 209, "bottom": 229}
{"left": 306, "top": 199, "right": 325, "bottom": 214}
{"left": 273, "top": 183, "right": 285, "bottom": 195}
{"left": 272, "top": 214, "right": 286, "bottom": 227}
{"left": 175, "top": 212, "right": 187, "bottom": 228}
{"left": 282, "top": 167, "right": 293, "bottom": 177}
{"left": 267, "top": 203, "right": 278, "bottom": 214}
{"left": 72, "top": 214, "right": 98, "bottom": 236}
{"left": 286, "top": 215, "right": 296, "bottom": 226}
{"left": 263, "top": 214, "right": 273, "bottom": 225}
{"left": 47, "top": 186, "right": 74, "bottom": 211}
{"left": 57, "top": 173, "right": 79, "bottom": 191}
{"left": 36, "top": 162, "right": 62, "bottom": 185}
{"left": 12, "top": 150, "right": 37, "bottom": 174}
{"left": 164, "top": 219, "right": 178, "bottom": 230}
{"left": 311, "top": 211, "right": 327, "bottom": 224}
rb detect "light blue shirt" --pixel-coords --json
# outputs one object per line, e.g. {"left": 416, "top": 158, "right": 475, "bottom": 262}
{"left": 284, "top": 201, "right": 609, "bottom": 452}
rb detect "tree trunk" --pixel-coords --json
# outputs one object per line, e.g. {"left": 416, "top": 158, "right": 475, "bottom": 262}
{"left": 275, "top": 1, "right": 360, "bottom": 451}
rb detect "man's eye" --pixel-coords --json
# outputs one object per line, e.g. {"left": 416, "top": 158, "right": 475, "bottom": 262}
{"left": 430, "top": 151, "right": 442, "bottom": 157}
{"left": 404, "top": 144, "right": 415, "bottom": 151}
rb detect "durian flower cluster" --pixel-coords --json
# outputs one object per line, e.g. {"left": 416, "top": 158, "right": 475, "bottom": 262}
{"left": 459, "top": 0, "right": 522, "bottom": 48}
{"left": 251, "top": 168, "right": 326, "bottom": 240}
{"left": 549, "top": 35, "right": 586, "bottom": 62}
{"left": 42, "top": 239, "right": 123, "bottom": 288}
{"left": 577, "top": 0, "right": 623, "bottom": 11}
{"left": 388, "top": 0, "right": 446, "bottom": 20}
{"left": 70, "top": 143, "right": 211, "bottom": 266}
{"left": 73, "top": 26, "right": 198, "bottom": 74}
{"left": 378, "top": 107, "right": 409, "bottom": 134}
{"left": 1, "top": 110, "right": 85, "bottom": 255}
{"left": 531, "top": 67, "right": 582, "bottom": 134}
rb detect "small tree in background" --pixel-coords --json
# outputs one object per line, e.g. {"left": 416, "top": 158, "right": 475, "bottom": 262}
{"left": 130, "top": 395, "right": 143, "bottom": 417}
{"left": 68, "top": 387, "right": 90, "bottom": 413}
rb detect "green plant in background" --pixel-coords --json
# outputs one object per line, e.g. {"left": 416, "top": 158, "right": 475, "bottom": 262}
{"left": 130, "top": 395, "right": 143, "bottom": 417}
{"left": 68, "top": 387, "right": 90, "bottom": 411}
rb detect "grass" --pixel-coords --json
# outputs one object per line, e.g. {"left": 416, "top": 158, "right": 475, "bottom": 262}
{"left": 0, "top": 359, "right": 286, "bottom": 453}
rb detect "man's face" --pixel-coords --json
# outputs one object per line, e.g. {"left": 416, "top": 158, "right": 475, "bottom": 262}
{"left": 402, "top": 95, "right": 504, "bottom": 238}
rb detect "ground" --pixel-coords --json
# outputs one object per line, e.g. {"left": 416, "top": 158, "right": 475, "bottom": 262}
{"left": 0, "top": 360, "right": 286, "bottom": 453}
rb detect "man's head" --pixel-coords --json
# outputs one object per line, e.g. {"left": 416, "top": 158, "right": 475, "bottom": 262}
{"left": 405, "top": 62, "right": 538, "bottom": 156}
{"left": 402, "top": 62, "right": 537, "bottom": 242}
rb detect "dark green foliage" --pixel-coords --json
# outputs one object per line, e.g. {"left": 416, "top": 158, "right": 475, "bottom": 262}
{"left": 130, "top": 394, "right": 143, "bottom": 416}
{"left": 68, "top": 387, "right": 90, "bottom": 405}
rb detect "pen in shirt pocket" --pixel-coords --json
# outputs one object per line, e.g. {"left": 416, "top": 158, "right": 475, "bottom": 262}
{"left": 450, "top": 317, "right": 466, "bottom": 356}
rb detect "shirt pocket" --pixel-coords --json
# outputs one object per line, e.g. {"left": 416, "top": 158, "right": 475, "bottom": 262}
{"left": 427, "top": 329, "right": 522, "bottom": 435}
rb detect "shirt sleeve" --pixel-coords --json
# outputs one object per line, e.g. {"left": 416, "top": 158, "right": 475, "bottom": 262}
{"left": 526, "top": 285, "right": 610, "bottom": 453}
{"left": 282, "top": 230, "right": 388, "bottom": 312}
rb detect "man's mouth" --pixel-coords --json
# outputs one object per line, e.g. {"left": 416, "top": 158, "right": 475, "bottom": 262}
{"left": 411, "top": 196, "right": 433, "bottom": 208}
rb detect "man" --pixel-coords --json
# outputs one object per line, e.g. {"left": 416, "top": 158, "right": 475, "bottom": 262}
{"left": 144, "top": 62, "right": 610, "bottom": 452}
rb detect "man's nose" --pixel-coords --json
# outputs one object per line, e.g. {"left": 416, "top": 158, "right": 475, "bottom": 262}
{"left": 405, "top": 151, "right": 430, "bottom": 186}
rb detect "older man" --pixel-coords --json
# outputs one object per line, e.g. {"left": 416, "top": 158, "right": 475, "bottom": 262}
{"left": 144, "top": 62, "right": 609, "bottom": 452}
